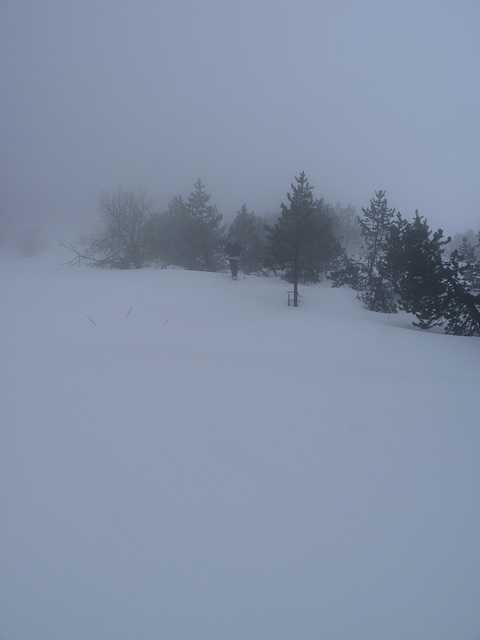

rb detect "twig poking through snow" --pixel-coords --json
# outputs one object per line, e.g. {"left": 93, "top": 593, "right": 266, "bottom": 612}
{"left": 125, "top": 306, "right": 133, "bottom": 319}
{"left": 86, "top": 315, "right": 97, "bottom": 327}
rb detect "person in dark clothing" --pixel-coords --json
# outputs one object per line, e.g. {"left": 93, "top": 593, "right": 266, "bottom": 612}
{"left": 225, "top": 236, "right": 242, "bottom": 279}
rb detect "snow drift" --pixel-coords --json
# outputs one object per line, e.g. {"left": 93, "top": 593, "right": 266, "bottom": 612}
{"left": 1, "top": 247, "right": 479, "bottom": 640}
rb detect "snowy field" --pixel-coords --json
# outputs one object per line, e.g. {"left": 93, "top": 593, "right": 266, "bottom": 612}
{"left": 1, "top": 246, "right": 479, "bottom": 640}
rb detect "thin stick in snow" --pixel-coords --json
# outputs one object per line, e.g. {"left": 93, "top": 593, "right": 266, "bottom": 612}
{"left": 87, "top": 315, "right": 97, "bottom": 327}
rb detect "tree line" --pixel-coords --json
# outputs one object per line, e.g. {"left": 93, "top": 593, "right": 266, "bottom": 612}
{"left": 62, "top": 174, "right": 480, "bottom": 336}
{"left": 62, "top": 174, "right": 353, "bottom": 277}
{"left": 331, "top": 190, "right": 480, "bottom": 336}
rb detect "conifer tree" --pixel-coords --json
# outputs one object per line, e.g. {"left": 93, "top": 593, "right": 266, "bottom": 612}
{"left": 143, "top": 195, "right": 188, "bottom": 266}
{"left": 184, "top": 179, "right": 224, "bottom": 271}
{"left": 266, "top": 172, "right": 339, "bottom": 306}
{"left": 360, "top": 190, "right": 395, "bottom": 284}
{"left": 266, "top": 172, "right": 316, "bottom": 306}
{"left": 387, "top": 212, "right": 449, "bottom": 328}
{"left": 303, "top": 199, "right": 341, "bottom": 282}
{"left": 228, "top": 204, "right": 266, "bottom": 274}
{"left": 456, "top": 236, "right": 476, "bottom": 262}
{"left": 358, "top": 190, "right": 396, "bottom": 312}
{"left": 386, "top": 212, "right": 480, "bottom": 335}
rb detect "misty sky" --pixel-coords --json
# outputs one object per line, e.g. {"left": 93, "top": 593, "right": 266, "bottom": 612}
{"left": 1, "top": 0, "right": 479, "bottom": 236}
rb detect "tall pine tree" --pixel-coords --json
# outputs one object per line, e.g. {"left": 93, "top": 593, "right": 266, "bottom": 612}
{"left": 228, "top": 204, "right": 267, "bottom": 275}
{"left": 184, "top": 179, "right": 224, "bottom": 271}
{"left": 266, "top": 172, "right": 315, "bottom": 306}
{"left": 266, "top": 172, "right": 339, "bottom": 306}
{"left": 360, "top": 190, "right": 395, "bottom": 284}
{"left": 359, "top": 190, "right": 396, "bottom": 312}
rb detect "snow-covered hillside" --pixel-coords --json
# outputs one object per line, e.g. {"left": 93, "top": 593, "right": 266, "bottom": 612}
{"left": 1, "top": 247, "right": 479, "bottom": 640}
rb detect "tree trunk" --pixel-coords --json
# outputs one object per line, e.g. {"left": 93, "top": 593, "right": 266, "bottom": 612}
{"left": 293, "top": 235, "right": 299, "bottom": 307}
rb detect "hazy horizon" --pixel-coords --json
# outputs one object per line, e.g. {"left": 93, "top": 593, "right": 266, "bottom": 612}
{"left": 1, "top": 0, "right": 479, "bottom": 239}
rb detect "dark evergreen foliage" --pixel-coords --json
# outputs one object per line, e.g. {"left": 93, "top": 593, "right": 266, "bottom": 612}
{"left": 386, "top": 212, "right": 449, "bottom": 329}
{"left": 358, "top": 190, "right": 396, "bottom": 312}
{"left": 143, "top": 195, "right": 189, "bottom": 267}
{"left": 360, "top": 272, "right": 396, "bottom": 313}
{"left": 386, "top": 212, "right": 480, "bottom": 336}
{"left": 442, "top": 255, "right": 480, "bottom": 335}
{"left": 329, "top": 252, "right": 364, "bottom": 290}
{"left": 143, "top": 181, "right": 224, "bottom": 271}
{"left": 265, "top": 172, "right": 340, "bottom": 306}
{"left": 303, "top": 200, "right": 342, "bottom": 282}
{"left": 331, "top": 190, "right": 396, "bottom": 313}
{"left": 184, "top": 179, "right": 224, "bottom": 271}
{"left": 228, "top": 204, "right": 267, "bottom": 275}
{"left": 360, "top": 190, "right": 395, "bottom": 283}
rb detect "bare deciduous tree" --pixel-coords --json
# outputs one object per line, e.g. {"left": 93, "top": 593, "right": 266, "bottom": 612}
{"left": 62, "top": 188, "right": 152, "bottom": 269}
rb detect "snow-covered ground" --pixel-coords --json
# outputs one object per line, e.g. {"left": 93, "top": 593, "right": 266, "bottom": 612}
{"left": 1, "top": 246, "right": 479, "bottom": 640}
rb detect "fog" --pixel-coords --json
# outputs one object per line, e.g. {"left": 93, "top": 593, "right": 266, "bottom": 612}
{"left": 1, "top": 0, "right": 479, "bottom": 239}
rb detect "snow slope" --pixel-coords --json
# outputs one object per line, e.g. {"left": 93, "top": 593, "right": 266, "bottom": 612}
{"left": 1, "top": 247, "right": 479, "bottom": 640}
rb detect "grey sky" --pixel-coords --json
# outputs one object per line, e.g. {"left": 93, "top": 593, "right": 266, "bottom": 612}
{"left": 1, "top": 0, "right": 479, "bottom": 237}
